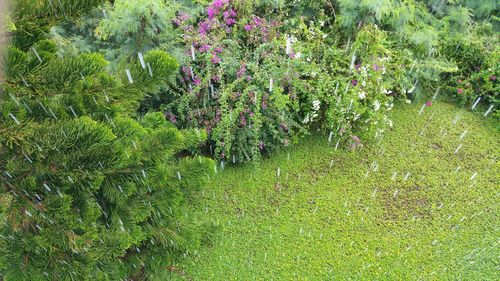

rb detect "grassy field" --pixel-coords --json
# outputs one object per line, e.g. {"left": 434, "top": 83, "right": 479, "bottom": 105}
{"left": 177, "top": 101, "right": 499, "bottom": 280}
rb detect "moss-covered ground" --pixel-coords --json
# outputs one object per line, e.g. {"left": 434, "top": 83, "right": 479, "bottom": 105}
{"left": 177, "top": 101, "right": 499, "bottom": 280}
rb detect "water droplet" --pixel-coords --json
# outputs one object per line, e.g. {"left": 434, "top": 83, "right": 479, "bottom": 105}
{"left": 484, "top": 105, "right": 494, "bottom": 117}
{"left": 8, "top": 112, "right": 20, "bottom": 125}
{"left": 471, "top": 97, "right": 481, "bottom": 110}
{"left": 138, "top": 52, "right": 146, "bottom": 69}
{"left": 147, "top": 62, "right": 153, "bottom": 77}
{"left": 125, "top": 69, "right": 133, "bottom": 84}
{"left": 31, "top": 47, "right": 42, "bottom": 63}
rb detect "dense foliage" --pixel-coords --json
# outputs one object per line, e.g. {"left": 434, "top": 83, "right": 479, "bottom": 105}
{"left": 1, "top": 1, "right": 214, "bottom": 280}
{"left": 44, "top": 0, "right": 498, "bottom": 163}
{"left": 0, "top": 0, "right": 498, "bottom": 279}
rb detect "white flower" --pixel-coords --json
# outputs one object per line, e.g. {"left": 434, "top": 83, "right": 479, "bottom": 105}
{"left": 358, "top": 91, "right": 366, "bottom": 100}
{"left": 373, "top": 100, "right": 381, "bottom": 111}
{"left": 362, "top": 80, "right": 366, "bottom": 87}
{"left": 320, "top": 21, "right": 325, "bottom": 27}
{"left": 405, "top": 99, "right": 412, "bottom": 104}
{"left": 296, "top": 52, "right": 302, "bottom": 59}
{"left": 302, "top": 115, "right": 310, "bottom": 124}
{"left": 312, "top": 100, "right": 321, "bottom": 111}
{"left": 388, "top": 119, "right": 394, "bottom": 127}
{"left": 322, "top": 34, "right": 328, "bottom": 39}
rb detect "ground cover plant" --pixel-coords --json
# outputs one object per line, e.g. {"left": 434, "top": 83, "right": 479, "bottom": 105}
{"left": 0, "top": 0, "right": 499, "bottom": 280}
{"left": 175, "top": 101, "right": 499, "bottom": 280}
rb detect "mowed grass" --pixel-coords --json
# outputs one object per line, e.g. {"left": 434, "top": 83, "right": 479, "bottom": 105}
{"left": 177, "top": 101, "right": 499, "bottom": 280}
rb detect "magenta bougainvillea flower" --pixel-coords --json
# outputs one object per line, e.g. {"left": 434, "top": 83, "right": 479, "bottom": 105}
{"left": 173, "top": 12, "right": 191, "bottom": 27}
{"left": 259, "top": 141, "right": 265, "bottom": 150}
{"left": 351, "top": 80, "right": 358, "bottom": 86}
{"left": 236, "top": 64, "right": 246, "bottom": 78}
{"left": 457, "top": 88, "right": 463, "bottom": 94}
{"left": 199, "top": 44, "right": 211, "bottom": 53}
{"left": 164, "top": 112, "right": 177, "bottom": 124}
{"left": 425, "top": 101, "right": 433, "bottom": 107}
{"left": 207, "top": 7, "right": 218, "bottom": 20}
{"left": 198, "top": 21, "right": 212, "bottom": 36}
{"left": 211, "top": 54, "right": 221, "bottom": 64}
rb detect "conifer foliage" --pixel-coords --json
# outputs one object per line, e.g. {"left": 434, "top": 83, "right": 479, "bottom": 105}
{"left": 0, "top": 2, "right": 215, "bottom": 280}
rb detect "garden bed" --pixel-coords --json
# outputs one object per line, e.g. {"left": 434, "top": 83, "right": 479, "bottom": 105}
{"left": 178, "top": 101, "right": 499, "bottom": 280}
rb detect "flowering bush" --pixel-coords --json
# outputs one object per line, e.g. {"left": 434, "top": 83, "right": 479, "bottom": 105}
{"left": 164, "top": 0, "right": 314, "bottom": 162}
{"left": 440, "top": 24, "right": 499, "bottom": 111}
{"left": 160, "top": 3, "right": 399, "bottom": 161}
{"left": 51, "top": 0, "right": 498, "bottom": 163}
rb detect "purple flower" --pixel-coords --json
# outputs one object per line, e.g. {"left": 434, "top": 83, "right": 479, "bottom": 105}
{"left": 199, "top": 44, "right": 211, "bottom": 53}
{"left": 223, "top": 9, "right": 237, "bottom": 19}
{"left": 240, "top": 115, "right": 247, "bottom": 127}
{"left": 212, "top": 0, "right": 227, "bottom": 9}
{"left": 193, "top": 77, "right": 201, "bottom": 86}
{"left": 173, "top": 12, "right": 190, "bottom": 26}
{"left": 236, "top": 64, "right": 246, "bottom": 78}
{"left": 253, "top": 16, "right": 263, "bottom": 26}
{"left": 352, "top": 135, "right": 361, "bottom": 144}
{"left": 425, "top": 101, "right": 433, "bottom": 107}
{"left": 199, "top": 21, "right": 212, "bottom": 36}
{"left": 259, "top": 141, "right": 265, "bottom": 150}
{"left": 164, "top": 112, "right": 177, "bottom": 124}
{"left": 225, "top": 18, "right": 237, "bottom": 26}
{"left": 214, "top": 46, "right": 224, "bottom": 54}
{"left": 211, "top": 54, "right": 221, "bottom": 64}
{"left": 351, "top": 80, "right": 358, "bottom": 86}
{"left": 244, "top": 24, "right": 253, "bottom": 31}
{"left": 490, "top": 75, "right": 497, "bottom": 81}
{"left": 207, "top": 7, "right": 218, "bottom": 20}
{"left": 211, "top": 75, "right": 221, "bottom": 82}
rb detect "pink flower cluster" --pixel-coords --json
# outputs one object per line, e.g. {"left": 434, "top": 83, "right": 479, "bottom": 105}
{"left": 164, "top": 111, "right": 177, "bottom": 124}
{"left": 173, "top": 12, "right": 191, "bottom": 27}
{"left": 243, "top": 16, "right": 276, "bottom": 43}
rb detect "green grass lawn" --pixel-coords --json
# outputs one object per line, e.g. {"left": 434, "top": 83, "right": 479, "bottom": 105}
{"left": 177, "top": 101, "right": 499, "bottom": 280}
